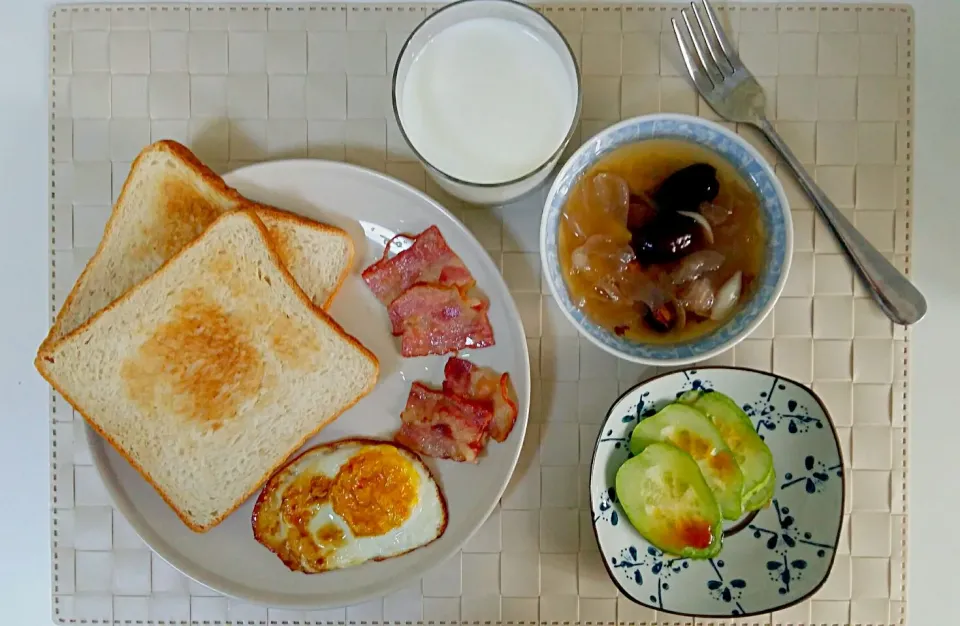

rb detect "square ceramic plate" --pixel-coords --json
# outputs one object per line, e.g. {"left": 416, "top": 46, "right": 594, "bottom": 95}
{"left": 589, "top": 367, "right": 844, "bottom": 618}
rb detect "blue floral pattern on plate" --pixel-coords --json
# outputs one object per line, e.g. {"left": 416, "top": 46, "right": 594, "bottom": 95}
{"left": 589, "top": 367, "right": 844, "bottom": 618}
{"left": 539, "top": 114, "right": 793, "bottom": 364}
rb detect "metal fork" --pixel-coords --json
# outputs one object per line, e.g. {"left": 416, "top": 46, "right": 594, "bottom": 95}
{"left": 672, "top": 0, "right": 926, "bottom": 326}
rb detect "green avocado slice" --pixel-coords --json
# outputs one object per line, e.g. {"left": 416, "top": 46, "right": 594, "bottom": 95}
{"left": 679, "top": 390, "right": 776, "bottom": 512}
{"left": 615, "top": 442, "right": 723, "bottom": 559}
{"left": 630, "top": 403, "right": 745, "bottom": 520}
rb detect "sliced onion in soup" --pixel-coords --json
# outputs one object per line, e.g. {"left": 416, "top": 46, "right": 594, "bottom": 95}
{"left": 711, "top": 271, "right": 743, "bottom": 321}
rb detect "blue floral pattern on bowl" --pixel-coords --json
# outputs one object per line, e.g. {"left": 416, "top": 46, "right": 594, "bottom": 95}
{"left": 539, "top": 114, "right": 793, "bottom": 365}
{"left": 589, "top": 367, "right": 844, "bottom": 618}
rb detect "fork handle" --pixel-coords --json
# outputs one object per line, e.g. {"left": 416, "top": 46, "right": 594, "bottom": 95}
{"left": 755, "top": 118, "right": 927, "bottom": 326}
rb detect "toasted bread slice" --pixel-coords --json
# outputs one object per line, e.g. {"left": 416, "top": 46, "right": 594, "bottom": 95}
{"left": 42, "top": 141, "right": 354, "bottom": 352}
{"left": 41, "top": 141, "right": 246, "bottom": 352}
{"left": 36, "top": 211, "right": 379, "bottom": 532}
{"left": 255, "top": 207, "right": 354, "bottom": 309}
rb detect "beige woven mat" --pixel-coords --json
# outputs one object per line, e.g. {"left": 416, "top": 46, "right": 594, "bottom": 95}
{"left": 48, "top": 3, "right": 911, "bottom": 624}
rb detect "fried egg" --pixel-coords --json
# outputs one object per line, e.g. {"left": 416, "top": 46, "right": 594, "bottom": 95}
{"left": 252, "top": 439, "right": 448, "bottom": 573}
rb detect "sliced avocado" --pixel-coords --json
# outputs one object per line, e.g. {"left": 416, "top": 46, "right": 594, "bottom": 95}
{"left": 630, "top": 403, "right": 745, "bottom": 520}
{"left": 679, "top": 390, "right": 776, "bottom": 512}
{"left": 615, "top": 442, "right": 723, "bottom": 559}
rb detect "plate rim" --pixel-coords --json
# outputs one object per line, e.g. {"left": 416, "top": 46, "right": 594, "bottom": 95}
{"left": 587, "top": 365, "right": 845, "bottom": 619}
{"left": 86, "top": 158, "right": 531, "bottom": 608}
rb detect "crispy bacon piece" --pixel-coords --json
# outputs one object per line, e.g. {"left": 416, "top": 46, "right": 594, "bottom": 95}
{"left": 396, "top": 382, "right": 494, "bottom": 463}
{"left": 362, "top": 226, "right": 475, "bottom": 306}
{"left": 387, "top": 284, "right": 495, "bottom": 357}
{"left": 442, "top": 357, "right": 518, "bottom": 442}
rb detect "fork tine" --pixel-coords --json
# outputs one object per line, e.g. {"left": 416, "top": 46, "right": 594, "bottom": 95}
{"left": 690, "top": 1, "right": 733, "bottom": 76}
{"left": 698, "top": 0, "right": 742, "bottom": 68}
{"left": 671, "top": 17, "right": 714, "bottom": 94}
{"left": 680, "top": 8, "right": 723, "bottom": 84}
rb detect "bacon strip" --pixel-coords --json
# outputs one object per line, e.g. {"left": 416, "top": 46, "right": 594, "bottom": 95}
{"left": 362, "top": 226, "right": 475, "bottom": 306}
{"left": 442, "top": 357, "right": 519, "bottom": 443}
{"left": 396, "top": 382, "right": 494, "bottom": 463}
{"left": 387, "top": 284, "right": 495, "bottom": 357}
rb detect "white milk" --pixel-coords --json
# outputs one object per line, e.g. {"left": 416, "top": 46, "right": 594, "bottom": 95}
{"left": 398, "top": 17, "right": 577, "bottom": 186}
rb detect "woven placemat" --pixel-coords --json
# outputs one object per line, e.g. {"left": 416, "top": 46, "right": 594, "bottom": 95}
{"left": 47, "top": 3, "right": 912, "bottom": 624}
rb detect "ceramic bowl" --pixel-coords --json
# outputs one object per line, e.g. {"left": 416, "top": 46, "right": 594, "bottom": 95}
{"left": 589, "top": 367, "right": 844, "bottom": 618}
{"left": 540, "top": 113, "right": 793, "bottom": 365}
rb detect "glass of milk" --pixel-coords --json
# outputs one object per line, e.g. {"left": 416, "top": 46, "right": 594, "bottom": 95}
{"left": 393, "top": 0, "right": 582, "bottom": 206}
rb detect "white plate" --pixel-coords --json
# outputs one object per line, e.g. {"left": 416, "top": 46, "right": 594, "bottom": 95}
{"left": 86, "top": 160, "right": 531, "bottom": 608}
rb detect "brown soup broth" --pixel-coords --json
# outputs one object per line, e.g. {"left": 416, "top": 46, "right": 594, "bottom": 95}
{"left": 558, "top": 139, "right": 767, "bottom": 343}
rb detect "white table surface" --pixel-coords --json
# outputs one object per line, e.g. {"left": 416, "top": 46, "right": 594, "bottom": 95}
{"left": 1, "top": 1, "right": 957, "bottom": 624}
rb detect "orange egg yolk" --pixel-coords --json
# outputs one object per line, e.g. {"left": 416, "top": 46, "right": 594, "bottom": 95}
{"left": 331, "top": 447, "right": 420, "bottom": 537}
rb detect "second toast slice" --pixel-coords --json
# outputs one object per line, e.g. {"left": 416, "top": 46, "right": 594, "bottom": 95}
{"left": 255, "top": 207, "right": 354, "bottom": 309}
{"left": 42, "top": 140, "right": 246, "bottom": 352}
{"left": 42, "top": 141, "right": 354, "bottom": 353}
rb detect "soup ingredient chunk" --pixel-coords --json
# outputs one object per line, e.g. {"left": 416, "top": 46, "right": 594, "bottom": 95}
{"left": 631, "top": 210, "right": 712, "bottom": 264}
{"left": 630, "top": 403, "right": 744, "bottom": 520}
{"left": 570, "top": 235, "right": 637, "bottom": 303}
{"left": 679, "top": 390, "right": 776, "bottom": 512}
{"left": 564, "top": 172, "right": 632, "bottom": 245}
{"left": 677, "top": 277, "right": 716, "bottom": 318}
{"left": 627, "top": 192, "right": 659, "bottom": 230}
{"left": 615, "top": 442, "right": 723, "bottom": 558}
{"left": 652, "top": 163, "right": 720, "bottom": 213}
{"left": 700, "top": 201, "right": 733, "bottom": 226}
{"left": 671, "top": 250, "right": 725, "bottom": 285}
{"left": 630, "top": 163, "right": 721, "bottom": 264}
{"left": 710, "top": 271, "right": 743, "bottom": 321}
